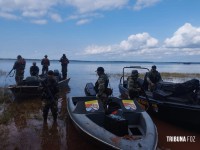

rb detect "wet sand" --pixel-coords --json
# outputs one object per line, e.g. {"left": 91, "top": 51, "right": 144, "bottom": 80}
{"left": 0, "top": 90, "right": 200, "bottom": 150}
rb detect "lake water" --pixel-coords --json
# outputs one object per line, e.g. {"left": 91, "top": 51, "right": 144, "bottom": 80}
{"left": 1, "top": 59, "right": 200, "bottom": 96}
{"left": 0, "top": 59, "right": 200, "bottom": 150}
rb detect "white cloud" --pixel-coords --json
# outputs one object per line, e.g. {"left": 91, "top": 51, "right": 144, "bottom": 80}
{"left": 0, "top": 0, "right": 161, "bottom": 24}
{"left": 50, "top": 13, "right": 62, "bottom": 22}
{"left": 83, "top": 23, "right": 200, "bottom": 60}
{"left": 133, "top": 0, "right": 161, "bottom": 11}
{"left": 0, "top": 11, "right": 19, "bottom": 20}
{"left": 119, "top": 32, "right": 158, "bottom": 50}
{"left": 0, "top": 0, "right": 59, "bottom": 22}
{"left": 76, "top": 19, "right": 91, "bottom": 25}
{"left": 64, "top": 0, "right": 128, "bottom": 13}
{"left": 85, "top": 45, "right": 115, "bottom": 54}
{"left": 68, "top": 13, "right": 103, "bottom": 20}
{"left": 30, "top": 19, "right": 47, "bottom": 25}
{"left": 164, "top": 23, "right": 200, "bottom": 48}
{"left": 22, "top": 10, "right": 47, "bottom": 18}
{"left": 84, "top": 32, "right": 159, "bottom": 55}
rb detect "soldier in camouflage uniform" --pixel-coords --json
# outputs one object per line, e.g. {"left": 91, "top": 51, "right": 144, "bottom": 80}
{"left": 59, "top": 54, "right": 69, "bottom": 80}
{"left": 12, "top": 55, "right": 26, "bottom": 85}
{"left": 41, "top": 55, "right": 50, "bottom": 75}
{"left": 146, "top": 65, "right": 162, "bottom": 91}
{"left": 127, "top": 70, "right": 143, "bottom": 99}
{"left": 30, "top": 62, "right": 39, "bottom": 76}
{"left": 94, "top": 67, "right": 109, "bottom": 110}
{"left": 41, "top": 70, "right": 59, "bottom": 123}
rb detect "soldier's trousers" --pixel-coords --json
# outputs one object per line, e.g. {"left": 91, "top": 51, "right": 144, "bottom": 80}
{"left": 42, "top": 100, "right": 58, "bottom": 121}
{"left": 42, "top": 66, "right": 49, "bottom": 75}
{"left": 15, "top": 70, "right": 24, "bottom": 85}
{"left": 61, "top": 67, "right": 67, "bottom": 79}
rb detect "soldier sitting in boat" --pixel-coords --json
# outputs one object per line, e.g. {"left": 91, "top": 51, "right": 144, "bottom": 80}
{"left": 30, "top": 62, "right": 39, "bottom": 76}
{"left": 41, "top": 70, "right": 59, "bottom": 123}
{"left": 145, "top": 65, "right": 162, "bottom": 91}
{"left": 12, "top": 55, "right": 26, "bottom": 85}
{"left": 94, "top": 67, "right": 111, "bottom": 110}
{"left": 127, "top": 70, "right": 144, "bottom": 99}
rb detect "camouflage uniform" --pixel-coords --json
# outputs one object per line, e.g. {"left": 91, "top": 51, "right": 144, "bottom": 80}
{"left": 127, "top": 70, "right": 143, "bottom": 99}
{"left": 13, "top": 56, "right": 26, "bottom": 85}
{"left": 41, "top": 56, "right": 50, "bottom": 75}
{"left": 95, "top": 74, "right": 109, "bottom": 97}
{"left": 146, "top": 66, "right": 162, "bottom": 91}
{"left": 59, "top": 54, "right": 69, "bottom": 80}
{"left": 30, "top": 63, "right": 39, "bottom": 76}
{"left": 41, "top": 74, "right": 59, "bottom": 122}
{"left": 95, "top": 71, "right": 109, "bottom": 110}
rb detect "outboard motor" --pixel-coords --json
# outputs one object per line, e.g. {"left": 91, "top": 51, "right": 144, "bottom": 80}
{"left": 85, "top": 83, "right": 96, "bottom": 96}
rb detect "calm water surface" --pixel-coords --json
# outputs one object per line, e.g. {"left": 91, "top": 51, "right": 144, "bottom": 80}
{"left": 0, "top": 59, "right": 200, "bottom": 150}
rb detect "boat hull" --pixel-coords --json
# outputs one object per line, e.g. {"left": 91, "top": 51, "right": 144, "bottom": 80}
{"left": 8, "top": 78, "right": 70, "bottom": 100}
{"left": 119, "top": 84, "right": 200, "bottom": 126}
{"left": 67, "top": 96, "right": 158, "bottom": 150}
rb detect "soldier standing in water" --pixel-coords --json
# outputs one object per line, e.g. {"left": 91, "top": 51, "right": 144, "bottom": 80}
{"left": 59, "top": 54, "right": 69, "bottom": 80}
{"left": 41, "top": 70, "right": 59, "bottom": 123}
{"left": 12, "top": 55, "right": 26, "bottom": 85}
{"left": 41, "top": 55, "right": 50, "bottom": 75}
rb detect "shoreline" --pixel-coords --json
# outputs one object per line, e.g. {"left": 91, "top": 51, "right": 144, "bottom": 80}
{"left": 108, "top": 72, "right": 200, "bottom": 79}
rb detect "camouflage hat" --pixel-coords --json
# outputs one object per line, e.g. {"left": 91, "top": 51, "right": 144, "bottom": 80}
{"left": 131, "top": 70, "right": 139, "bottom": 76}
{"left": 48, "top": 70, "right": 54, "bottom": 75}
{"left": 17, "top": 55, "right": 22, "bottom": 59}
{"left": 152, "top": 65, "right": 156, "bottom": 69}
{"left": 96, "top": 67, "right": 104, "bottom": 72}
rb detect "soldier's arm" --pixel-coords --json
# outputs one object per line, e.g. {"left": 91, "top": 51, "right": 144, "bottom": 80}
{"left": 97, "top": 77, "right": 105, "bottom": 96}
{"left": 158, "top": 72, "right": 162, "bottom": 82}
{"left": 13, "top": 62, "right": 17, "bottom": 70}
{"left": 146, "top": 73, "right": 152, "bottom": 84}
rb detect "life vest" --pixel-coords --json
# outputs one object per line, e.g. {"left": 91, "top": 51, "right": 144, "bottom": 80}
{"left": 18, "top": 58, "right": 26, "bottom": 70}
{"left": 42, "top": 58, "right": 49, "bottom": 66}
{"left": 148, "top": 71, "right": 160, "bottom": 84}
{"left": 61, "top": 57, "right": 69, "bottom": 65}
{"left": 19, "top": 58, "right": 26, "bottom": 65}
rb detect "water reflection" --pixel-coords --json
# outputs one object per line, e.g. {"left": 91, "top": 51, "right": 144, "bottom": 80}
{"left": 41, "top": 122, "right": 60, "bottom": 150}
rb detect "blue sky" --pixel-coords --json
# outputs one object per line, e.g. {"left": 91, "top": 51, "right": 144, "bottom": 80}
{"left": 1, "top": 0, "right": 200, "bottom": 62}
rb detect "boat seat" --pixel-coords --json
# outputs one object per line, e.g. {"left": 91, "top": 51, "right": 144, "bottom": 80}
{"left": 153, "top": 89, "right": 173, "bottom": 100}
{"left": 167, "top": 96, "right": 191, "bottom": 103}
{"left": 156, "top": 79, "right": 199, "bottom": 95}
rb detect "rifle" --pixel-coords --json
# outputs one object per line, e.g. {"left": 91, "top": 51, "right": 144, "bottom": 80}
{"left": 41, "top": 79, "right": 56, "bottom": 103}
{"left": 6, "top": 69, "right": 14, "bottom": 77}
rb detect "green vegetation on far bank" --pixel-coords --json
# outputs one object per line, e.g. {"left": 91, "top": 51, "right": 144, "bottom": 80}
{"left": 108, "top": 72, "right": 200, "bottom": 79}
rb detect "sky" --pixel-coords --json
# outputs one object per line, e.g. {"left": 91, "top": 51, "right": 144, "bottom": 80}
{"left": 1, "top": 0, "right": 200, "bottom": 62}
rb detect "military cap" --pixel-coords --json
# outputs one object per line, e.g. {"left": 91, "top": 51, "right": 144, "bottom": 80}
{"left": 96, "top": 67, "right": 104, "bottom": 72}
{"left": 17, "top": 55, "right": 22, "bottom": 59}
{"left": 152, "top": 65, "right": 157, "bottom": 69}
{"left": 131, "top": 70, "right": 139, "bottom": 76}
{"left": 48, "top": 70, "right": 54, "bottom": 75}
